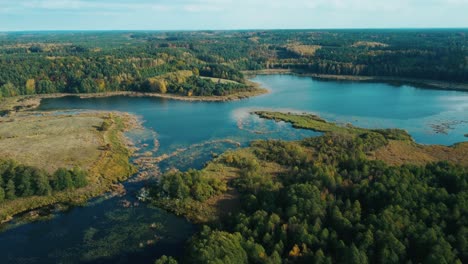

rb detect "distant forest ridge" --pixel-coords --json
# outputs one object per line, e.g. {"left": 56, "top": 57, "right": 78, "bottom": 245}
{"left": 0, "top": 29, "right": 466, "bottom": 97}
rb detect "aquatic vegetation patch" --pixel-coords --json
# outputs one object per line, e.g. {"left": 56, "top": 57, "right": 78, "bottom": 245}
{"left": 50, "top": 208, "right": 171, "bottom": 262}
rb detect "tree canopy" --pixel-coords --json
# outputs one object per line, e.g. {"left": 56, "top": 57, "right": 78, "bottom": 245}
{"left": 1, "top": 30, "right": 466, "bottom": 99}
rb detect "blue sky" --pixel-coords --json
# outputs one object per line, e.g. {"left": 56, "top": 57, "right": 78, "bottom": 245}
{"left": 0, "top": 0, "right": 467, "bottom": 31}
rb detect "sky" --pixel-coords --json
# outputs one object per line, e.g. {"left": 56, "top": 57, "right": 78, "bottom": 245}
{"left": 0, "top": 0, "right": 467, "bottom": 31}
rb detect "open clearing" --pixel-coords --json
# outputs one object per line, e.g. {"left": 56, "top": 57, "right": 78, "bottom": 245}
{"left": 0, "top": 111, "right": 137, "bottom": 220}
{"left": 372, "top": 140, "right": 468, "bottom": 167}
{"left": 200, "top": 76, "right": 241, "bottom": 84}
{"left": 0, "top": 113, "right": 104, "bottom": 173}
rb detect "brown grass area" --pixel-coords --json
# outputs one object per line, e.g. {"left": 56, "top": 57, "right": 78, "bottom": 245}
{"left": 200, "top": 76, "right": 241, "bottom": 84}
{"left": 352, "top": 41, "right": 389, "bottom": 48}
{"left": 371, "top": 140, "right": 468, "bottom": 166}
{"left": 0, "top": 112, "right": 137, "bottom": 220}
{"left": 249, "top": 36, "right": 260, "bottom": 43}
{"left": 0, "top": 113, "right": 104, "bottom": 173}
{"left": 0, "top": 96, "right": 42, "bottom": 113}
{"left": 286, "top": 44, "right": 321, "bottom": 56}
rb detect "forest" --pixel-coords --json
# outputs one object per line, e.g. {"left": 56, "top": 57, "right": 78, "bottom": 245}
{"left": 0, "top": 29, "right": 467, "bottom": 99}
{"left": 0, "top": 159, "right": 88, "bottom": 203}
{"left": 151, "top": 114, "right": 468, "bottom": 264}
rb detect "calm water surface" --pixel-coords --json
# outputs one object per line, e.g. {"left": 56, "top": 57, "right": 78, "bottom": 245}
{"left": 0, "top": 75, "right": 466, "bottom": 263}
{"left": 39, "top": 74, "right": 468, "bottom": 146}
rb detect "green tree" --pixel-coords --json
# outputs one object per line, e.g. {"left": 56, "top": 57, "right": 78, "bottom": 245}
{"left": 36, "top": 79, "right": 56, "bottom": 94}
{"left": 71, "top": 167, "right": 88, "bottom": 188}
{"left": 155, "top": 255, "right": 178, "bottom": 264}
{"left": 345, "top": 244, "right": 368, "bottom": 264}
{"left": 0, "top": 82, "right": 19, "bottom": 97}
{"left": 0, "top": 186, "right": 5, "bottom": 202}
{"left": 5, "top": 179, "right": 16, "bottom": 199}
{"left": 32, "top": 169, "right": 52, "bottom": 196}
{"left": 16, "top": 167, "right": 33, "bottom": 197}
{"left": 187, "top": 229, "right": 248, "bottom": 264}
{"left": 53, "top": 168, "right": 74, "bottom": 191}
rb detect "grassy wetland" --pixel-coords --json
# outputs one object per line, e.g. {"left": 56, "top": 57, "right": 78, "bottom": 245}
{"left": 0, "top": 111, "right": 137, "bottom": 222}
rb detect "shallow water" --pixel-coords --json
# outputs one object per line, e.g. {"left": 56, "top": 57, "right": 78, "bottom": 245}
{"left": 0, "top": 75, "right": 467, "bottom": 263}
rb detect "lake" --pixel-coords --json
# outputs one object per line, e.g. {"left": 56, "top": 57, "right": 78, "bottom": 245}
{"left": 0, "top": 74, "right": 467, "bottom": 263}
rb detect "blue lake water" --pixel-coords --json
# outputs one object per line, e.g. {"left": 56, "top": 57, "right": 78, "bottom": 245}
{"left": 38, "top": 74, "right": 468, "bottom": 147}
{"left": 0, "top": 74, "right": 467, "bottom": 263}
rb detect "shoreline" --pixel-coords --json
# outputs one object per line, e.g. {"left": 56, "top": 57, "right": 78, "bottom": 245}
{"left": 253, "top": 110, "right": 468, "bottom": 166}
{"left": 77, "top": 83, "right": 269, "bottom": 102}
{"left": 243, "top": 69, "right": 468, "bottom": 92}
{"left": 0, "top": 81, "right": 269, "bottom": 115}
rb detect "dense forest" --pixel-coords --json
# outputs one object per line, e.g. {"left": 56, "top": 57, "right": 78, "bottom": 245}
{"left": 0, "top": 159, "right": 88, "bottom": 203}
{"left": 0, "top": 29, "right": 467, "bottom": 98}
{"left": 151, "top": 115, "right": 468, "bottom": 263}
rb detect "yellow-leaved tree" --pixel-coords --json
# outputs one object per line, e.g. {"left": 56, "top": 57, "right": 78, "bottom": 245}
{"left": 146, "top": 78, "right": 167, "bottom": 94}
{"left": 156, "top": 79, "right": 167, "bottom": 94}
{"left": 25, "top": 79, "right": 36, "bottom": 95}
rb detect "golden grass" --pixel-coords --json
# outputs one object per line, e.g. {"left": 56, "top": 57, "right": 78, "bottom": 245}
{"left": 200, "top": 76, "right": 241, "bottom": 84}
{"left": 0, "top": 96, "right": 42, "bottom": 114}
{"left": 0, "top": 112, "right": 137, "bottom": 221}
{"left": 352, "top": 41, "right": 389, "bottom": 48}
{"left": 0, "top": 113, "right": 103, "bottom": 173}
{"left": 286, "top": 44, "right": 321, "bottom": 56}
{"left": 372, "top": 140, "right": 468, "bottom": 167}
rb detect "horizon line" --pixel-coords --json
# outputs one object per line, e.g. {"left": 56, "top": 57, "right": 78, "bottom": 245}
{"left": 1, "top": 27, "right": 468, "bottom": 33}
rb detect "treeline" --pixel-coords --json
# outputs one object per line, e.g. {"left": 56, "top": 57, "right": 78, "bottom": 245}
{"left": 154, "top": 131, "right": 467, "bottom": 263}
{"left": 167, "top": 76, "right": 250, "bottom": 96}
{"left": 0, "top": 159, "right": 88, "bottom": 202}
{"left": 0, "top": 30, "right": 466, "bottom": 99}
{"left": 143, "top": 30, "right": 468, "bottom": 82}
{"left": 140, "top": 70, "right": 249, "bottom": 96}
{"left": 0, "top": 42, "right": 249, "bottom": 98}
{"left": 0, "top": 55, "right": 248, "bottom": 98}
